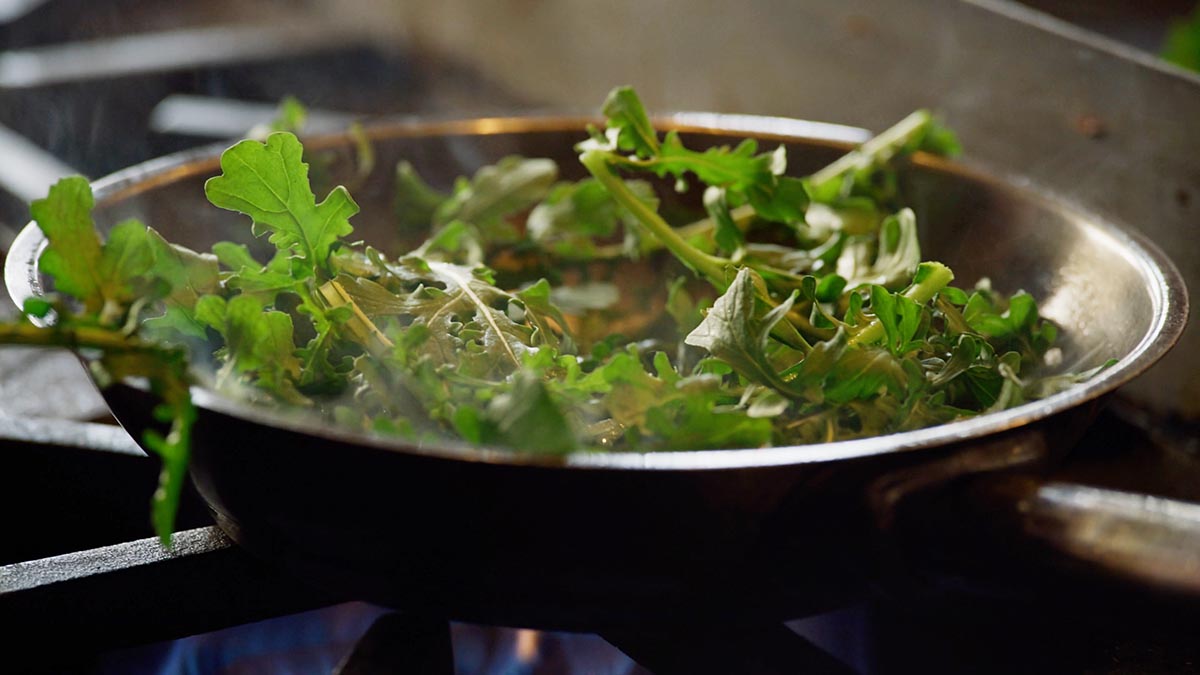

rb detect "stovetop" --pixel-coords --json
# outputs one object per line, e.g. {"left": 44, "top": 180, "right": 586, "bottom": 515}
{"left": 1, "top": 1, "right": 1199, "bottom": 673}
{"left": 2, "top": 405, "right": 1198, "bottom": 674}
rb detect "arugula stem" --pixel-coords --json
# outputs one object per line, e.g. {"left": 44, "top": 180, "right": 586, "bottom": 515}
{"left": 583, "top": 150, "right": 828, "bottom": 346}
{"left": 0, "top": 320, "right": 193, "bottom": 546}
{"left": 295, "top": 285, "right": 335, "bottom": 381}
{"left": 581, "top": 149, "right": 730, "bottom": 286}
{"left": 0, "top": 321, "right": 177, "bottom": 355}
{"left": 809, "top": 110, "right": 932, "bottom": 194}
{"left": 849, "top": 262, "right": 953, "bottom": 347}
{"left": 591, "top": 205, "right": 756, "bottom": 260}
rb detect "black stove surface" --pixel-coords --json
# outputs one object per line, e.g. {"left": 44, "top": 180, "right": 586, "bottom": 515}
{"left": 3, "top": 405, "right": 1198, "bottom": 674}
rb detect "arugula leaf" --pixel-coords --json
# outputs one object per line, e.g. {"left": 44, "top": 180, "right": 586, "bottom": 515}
{"left": 395, "top": 160, "right": 449, "bottom": 232}
{"left": 704, "top": 186, "right": 744, "bottom": 255}
{"left": 651, "top": 133, "right": 775, "bottom": 191}
{"left": 196, "top": 294, "right": 306, "bottom": 403}
{"left": 143, "top": 228, "right": 220, "bottom": 309}
{"left": 684, "top": 267, "right": 800, "bottom": 395}
{"left": 601, "top": 85, "right": 660, "bottom": 157}
{"left": 868, "top": 284, "right": 926, "bottom": 356}
{"left": 31, "top": 180, "right": 177, "bottom": 326}
{"left": 333, "top": 255, "right": 564, "bottom": 378}
{"left": 837, "top": 208, "right": 921, "bottom": 289}
{"left": 214, "top": 243, "right": 299, "bottom": 299}
{"left": 1163, "top": 5, "right": 1200, "bottom": 72}
{"left": 96, "top": 346, "right": 195, "bottom": 544}
{"left": 644, "top": 385, "right": 773, "bottom": 449}
{"left": 483, "top": 370, "right": 577, "bottom": 453}
{"left": 807, "top": 109, "right": 958, "bottom": 202}
{"left": 435, "top": 156, "right": 557, "bottom": 231}
{"left": 97, "top": 220, "right": 156, "bottom": 298}
{"left": 205, "top": 131, "right": 357, "bottom": 275}
{"left": 137, "top": 228, "right": 221, "bottom": 340}
{"left": 270, "top": 96, "right": 309, "bottom": 133}
{"left": 31, "top": 177, "right": 105, "bottom": 311}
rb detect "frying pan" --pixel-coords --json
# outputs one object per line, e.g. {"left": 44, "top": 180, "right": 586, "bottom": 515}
{"left": 4, "top": 115, "right": 1190, "bottom": 629}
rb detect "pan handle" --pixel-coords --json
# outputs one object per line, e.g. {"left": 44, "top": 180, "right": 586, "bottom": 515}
{"left": 963, "top": 475, "right": 1200, "bottom": 596}
{"left": 868, "top": 423, "right": 1200, "bottom": 600}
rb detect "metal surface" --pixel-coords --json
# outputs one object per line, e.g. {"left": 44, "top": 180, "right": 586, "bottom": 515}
{"left": 0, "top": 22, "right": 371, "bottom": 88}
{"left": 148, "top": 94, "right": 359, "bottom": 139}
{"left": 0, "top": 415, "right": 140, "bottom": 455}
{"left": 3, "top": 116, "right": 1189, "bottom": 627}
{"left": 1019, "top": 481, "right": 1200, "bottom": 593}
{"left": 0, "top": 121, "right": 76, "bottom": 203}
{"left": 372, "top": 0, "right": 1200, "bottom": 418}
{"left": 0, "top": 527, "right": 342, "bottom": 667}
{"left": 886, "top": 463, "right": 1200, "bottom": 601}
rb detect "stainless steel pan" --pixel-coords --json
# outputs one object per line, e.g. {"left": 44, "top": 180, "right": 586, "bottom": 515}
{"left": 4, "top": 115, "right": 1189, "bottom": 629}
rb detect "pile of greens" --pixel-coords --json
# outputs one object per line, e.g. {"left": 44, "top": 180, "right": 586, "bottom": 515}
{"left": 1, "top": 87, "right": 1103, "bottom": 543}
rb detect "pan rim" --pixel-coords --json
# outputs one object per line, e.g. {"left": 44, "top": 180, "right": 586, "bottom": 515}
{"left": 5, "top": 112, "right": 1189, "bottom": 471}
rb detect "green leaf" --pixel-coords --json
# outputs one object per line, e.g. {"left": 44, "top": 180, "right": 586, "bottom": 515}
{"left": 938, "top": 286, "right": 969, "bottom": 305}
{"left": 1025, "top": 359, "right": 1118, "bottom": 399}
{"left": 414, "top": 220, "right": 481, "bottom": 262}
{"left": 963, "top": 291, "right": 1009, "bottom": 337}
{"left": 212, "top": 241, "right": 262, "bottom": 271}
{"left": 98, "top": 220, "right": 156, "bottom": 298}
{"left": 269, "top": 95, "right": 308, "bottom": 133}
{"left": 144, "top": 228, "right": 219, "bottom": 309}
{"left": 335, "top": 257, "right": 565, "bottom": 378}
{"left": 529, "top": 179, "right": 613, "bottom": 242}
{"left": 747, "top": 175, "right": 810, "bottom": 225}
{"left": 394, "top": 160, "right": 449, "bottom": 232}
{"left": 515, "top": 278, "right": 571, "bottom": 344}
{"left": 704, "top": 186, "right": 743, "bottom": 255}
{"left": 215, "top": 244, "right": 299, "bottom": 303}
{"left": 815, "top": 274, "right": 847, "bottom": 303}
{"left": 435, "top": 155, "right": 557, "bottom": 231}
{"left": 684, "top": 267, "right": 799, "bottom": 395}
{"left": 781, "top": 327, "right": 849, "bottom": 403}
{"left": 418, "top": 262, "right": 557, "bottom": 375}
{"left": 869, "top": 285, "right": 899, "bottom": 350}
{"left": 32, "top": 177, "right": 105, "bottom": 312}
{"left": 824, "top": 347, "right": 908, "bottom": 404}
{"left": 88, "top": 340, "right": 194, "bottom": 546}
{"left": 644, "top": 392, "right": 773, "bottom": 450}
{"left": 652, "top": 133, "right": 773, "bottom": 192}
{"left": 1163, "top": 6, "right": 1200, "bottom": 72}
{"left": 666, "top": 277, "right": 707, "bottom": 336}
{"left": 22, "top": 298, "right": 53, "bottom": 318}
{"left": 601, "top": 85, "right": 660, "bottom": 157}
{"left": 1006, "top": 292, "right": 1037, "bottom": 330}
{"left": 197, "top": 294, "right": 305, "bottom": 403}
{"left": 839, "top": 208, "right": 921, "bottom": 289}
{"left": 205, "top": 131, "right": 358, "bottom": 274}
{"left": 525, "top": 177, "right": 657, "bottom": 258}
{"left": 485, "top": 370, "right": 576, "bottom": 453}
{"left": 915, "top": 119, "right": 962, "bottom": 157}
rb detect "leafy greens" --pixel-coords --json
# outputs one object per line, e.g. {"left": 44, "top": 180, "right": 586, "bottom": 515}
{"left": 2, "top": 87, "right": 1107, "bottom": 545}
